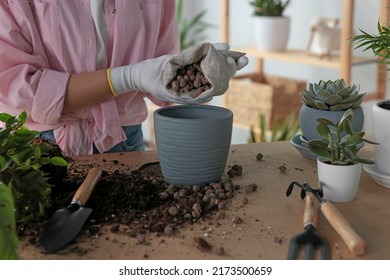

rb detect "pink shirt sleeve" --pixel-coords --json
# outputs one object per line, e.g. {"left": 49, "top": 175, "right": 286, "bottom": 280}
{"left": 0, "top": 0, "right": 179, "bottom": 155}
{"left": 0, "top": 1, "right": 69, "bottom": 127}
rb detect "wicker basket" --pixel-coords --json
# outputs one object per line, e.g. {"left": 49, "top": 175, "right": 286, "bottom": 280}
{"left": 222, "top": 73, "right": 306, "bottom": 134}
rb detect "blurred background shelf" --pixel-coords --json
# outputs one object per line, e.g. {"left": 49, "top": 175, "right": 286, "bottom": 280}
{"left": 233, "top": 47, "right": 377, "bottom": 68}
{"left": 220, "top": 0, "right": 389, "bottom": 101}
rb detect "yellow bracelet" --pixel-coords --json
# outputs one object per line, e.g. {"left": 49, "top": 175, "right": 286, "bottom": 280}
{"left": 106, "top": 68, "right": 118, "bottom": 97}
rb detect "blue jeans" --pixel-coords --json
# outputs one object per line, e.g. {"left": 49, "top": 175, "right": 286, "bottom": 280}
{"left": 38, "top": 124, "right": 145, "bottom": 154}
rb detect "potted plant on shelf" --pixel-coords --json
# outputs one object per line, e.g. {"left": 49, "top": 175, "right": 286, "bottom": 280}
{"left": 306, "top": 109, "right": 378, "bottom": 202}
{"left": 352, "top": 22, "right": 390, "bottom": 178}
{"left": 299, "top": 79, "right": 365, "bottom": 142}
{"left": 250, "top": 0, "right": 291, "bottom": 52}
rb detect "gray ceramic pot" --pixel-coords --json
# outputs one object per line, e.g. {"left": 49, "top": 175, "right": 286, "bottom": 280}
{"left": 299, "top": 104, "right": 364, "bottom": 141}
{"left": 153, "top": 105, "right": 233, "bottom": 185}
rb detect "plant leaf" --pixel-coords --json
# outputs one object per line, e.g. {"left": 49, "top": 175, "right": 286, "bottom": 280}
{"left": 341, "top": 134, "right": 363, "bottom": 146}
{"left": 353, "top": 157, "right": 376, "bottom": 164}
{"left": 339, "top": 109, "right": 353, "bottom": 124}
{"left": 324, "top": 94, "right": 343, "bottom": 105}
{"left": 325, "top": 82, "right": 340, "bottom": 94}
{"left": 0, "top": 182, "right": 19, "bottom": 260}
{"left": 309, "top": 145, "right": 331, "bottom": 158}
{"left": 0, "top": 113, "right": 11, "bottom": 123}
{"left": 48, "top": 157, "right": 68, "bottom": 167}
{"left": 313, "top": 100, "right": 329, "bottom": 110}
{"left": 316, "top": 118, "right": 336, "bottom": 126}
{"left": 316, "top": 123, "right": 331, "bottom": 138}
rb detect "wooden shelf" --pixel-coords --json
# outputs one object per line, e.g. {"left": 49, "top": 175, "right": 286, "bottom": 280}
{"left": 221, "top": 0, "right": 389, "bottom": 101}
{"left": 236, "top": 46, "right": 377, "bottom": 68}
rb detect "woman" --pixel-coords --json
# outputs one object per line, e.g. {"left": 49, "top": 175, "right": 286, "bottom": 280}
{"left": 0, "top": 0, "right": 247, "bottom": 156}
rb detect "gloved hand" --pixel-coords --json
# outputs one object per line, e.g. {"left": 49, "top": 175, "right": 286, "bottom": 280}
{"left": 108, "top": 42, "right": 248, "bottom": 104}
{"left": 213, "top": 42, "right": 249, "bottom": 75}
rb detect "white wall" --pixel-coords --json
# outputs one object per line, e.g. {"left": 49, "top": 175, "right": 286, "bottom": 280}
{"left": 143, "top": 0, "right": 388, "bottom": 146}
{"left": 184, "top": 0, "right": 385, "bottom": 83}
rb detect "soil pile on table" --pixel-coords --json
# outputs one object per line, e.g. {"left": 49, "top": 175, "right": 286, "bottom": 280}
{"left": 17, "top": 160, "right": 241, "bottom": 247}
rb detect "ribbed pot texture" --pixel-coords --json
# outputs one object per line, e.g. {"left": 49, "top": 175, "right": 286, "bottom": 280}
{"left": 154, "top": 105, "right": 233, "bottom": 185}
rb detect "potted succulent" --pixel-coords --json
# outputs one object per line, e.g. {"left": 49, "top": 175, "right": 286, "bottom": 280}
{"left": 299, "top": 79, "right": 366, "bottom": 141}
{"left": 352, "top": 22, "right": 390, "bottom": 177}
{"left": 306, "top": 109, "right": 378, "bottom": 202}
{"left": 250, "top": 0, "right": 291, "bottom": 52}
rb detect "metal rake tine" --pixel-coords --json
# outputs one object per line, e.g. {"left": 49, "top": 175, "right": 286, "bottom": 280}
{"left": 287, "top": 193, "right": 331, "bottom": 260}
{"left": 304, "top": 243, "right": 315, "bottom": 260}
{"left": 286, "top": 181, "right": 297, "bottom": 197}
{"left": 300, "top": 188, "right": 306, "bottom": 199}
{"left": 287, "top": 242, "right": 299, "bottom": 260}
{"left": 286, "top": 181, "right": 307, "bottom": 198}
{"left": 319, "top": 241, "right": 331, "bottom": 259}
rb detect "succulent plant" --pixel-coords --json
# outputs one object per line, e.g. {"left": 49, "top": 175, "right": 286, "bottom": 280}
{"left": 250, "top": 0, "right": 291, "bottom": 17}
{"left": 300, "top": 79, "right": 366, "bottom": 111}
{"left": 306, "top": 109, "right": 377, "bottom": 165}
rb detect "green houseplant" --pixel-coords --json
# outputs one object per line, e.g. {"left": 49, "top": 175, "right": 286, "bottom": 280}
{"left": 351, "top": 22, "right": 390, "bottom": 68}
{"left": 248, "top": 113, "right": 300, "bottom": 143}
{"left": 176, "top": 0, "right": 215, "bottom": 51}
{"left": 299, "top": 79, "right": 366, "bottom": 141}
{"left": 0, "top": 111, "right": 68, "bottom": 259}
{"left": 250, "top": 0, "right": 290, "bottom": 16}
{"left": 306, "top": 109, "right": 377, "bottom": 202}
{"left": 250, "top": 0, "right": 291, "bottom": 52}
{"left": 352, "top": 22, "right": 390, "bottom": 178}
{"left": 306, "top": 109, "right": 376, "bottom": 165}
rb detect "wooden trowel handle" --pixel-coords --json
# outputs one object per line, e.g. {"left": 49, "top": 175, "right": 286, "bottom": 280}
{"left": 71, "top": 167, "right": 102, "bottom": 206}
{"left": 321, "top": 201, "right": 366, "bottom": 256}
{"left": 303, "top": 194, "right": 318, "bottom": 227}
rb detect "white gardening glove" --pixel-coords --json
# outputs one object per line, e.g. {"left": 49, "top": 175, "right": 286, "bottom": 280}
{"left": 109, "top": 54, "right": 185, "bottom": 103}
{"left": 213, "top": 42, "right": 249, "bottom": 75}
{"left": 108, "top": 42, "right": 248, "bottom": 104}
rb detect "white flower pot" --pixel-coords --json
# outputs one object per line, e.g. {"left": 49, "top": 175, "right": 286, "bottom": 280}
{"left": 254, "top": 16, "right": 290, "bottom": 52}
{"left": 317, "top": 157, "right": 362, "bottom": 202}
{"left": 372, "top": 99, "right": 390, "bottom": 176}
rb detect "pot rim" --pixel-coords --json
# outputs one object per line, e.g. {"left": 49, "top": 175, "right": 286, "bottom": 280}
{"left": 300, "top": 103, "right": 362, "bottom": 113}
{"left": 154, "top": 104, "right": 233, "bottom": 121}
{"left": 374, "top": 98, "right": 390, "bottom": 107}
{"left": 253, "top": 15, "right": 291, "bottom": 20}
{"left": 317, "top": 156, "right": 362, "bottom": 167}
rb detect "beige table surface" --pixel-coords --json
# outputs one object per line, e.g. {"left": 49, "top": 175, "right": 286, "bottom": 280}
{"left": 19, "top": 141, "right": 390, "bottom": 260}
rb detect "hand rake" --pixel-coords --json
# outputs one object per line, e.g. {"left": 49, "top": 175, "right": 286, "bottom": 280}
{"left": 287, "top": 181, "right": 366, "bottom": 256}
{"left": 286, "top": 193, "right": 331, "bottom": 259}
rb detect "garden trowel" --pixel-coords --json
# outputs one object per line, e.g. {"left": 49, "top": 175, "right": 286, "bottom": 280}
{"left": 40, "top": 167, "right": 102, "bottom": 253}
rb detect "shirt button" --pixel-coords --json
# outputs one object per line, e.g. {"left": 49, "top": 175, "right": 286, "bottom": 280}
{"left": 139, "top": 3, "right": 143, "bottom": 9}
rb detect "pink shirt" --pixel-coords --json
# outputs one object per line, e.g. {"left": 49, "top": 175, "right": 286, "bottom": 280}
{"left": 0, "top": 0, "right": 179, "bottom": 156}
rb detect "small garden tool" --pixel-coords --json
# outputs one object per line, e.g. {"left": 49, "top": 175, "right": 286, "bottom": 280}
{"left": 286, "top": 181, "right": 366, "bottom": 256}
{"left": 40, "top": 167, "right": 102, "bottom": 253}
{"left": 287, "top": 193, "right": 330, "bottom": 259}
